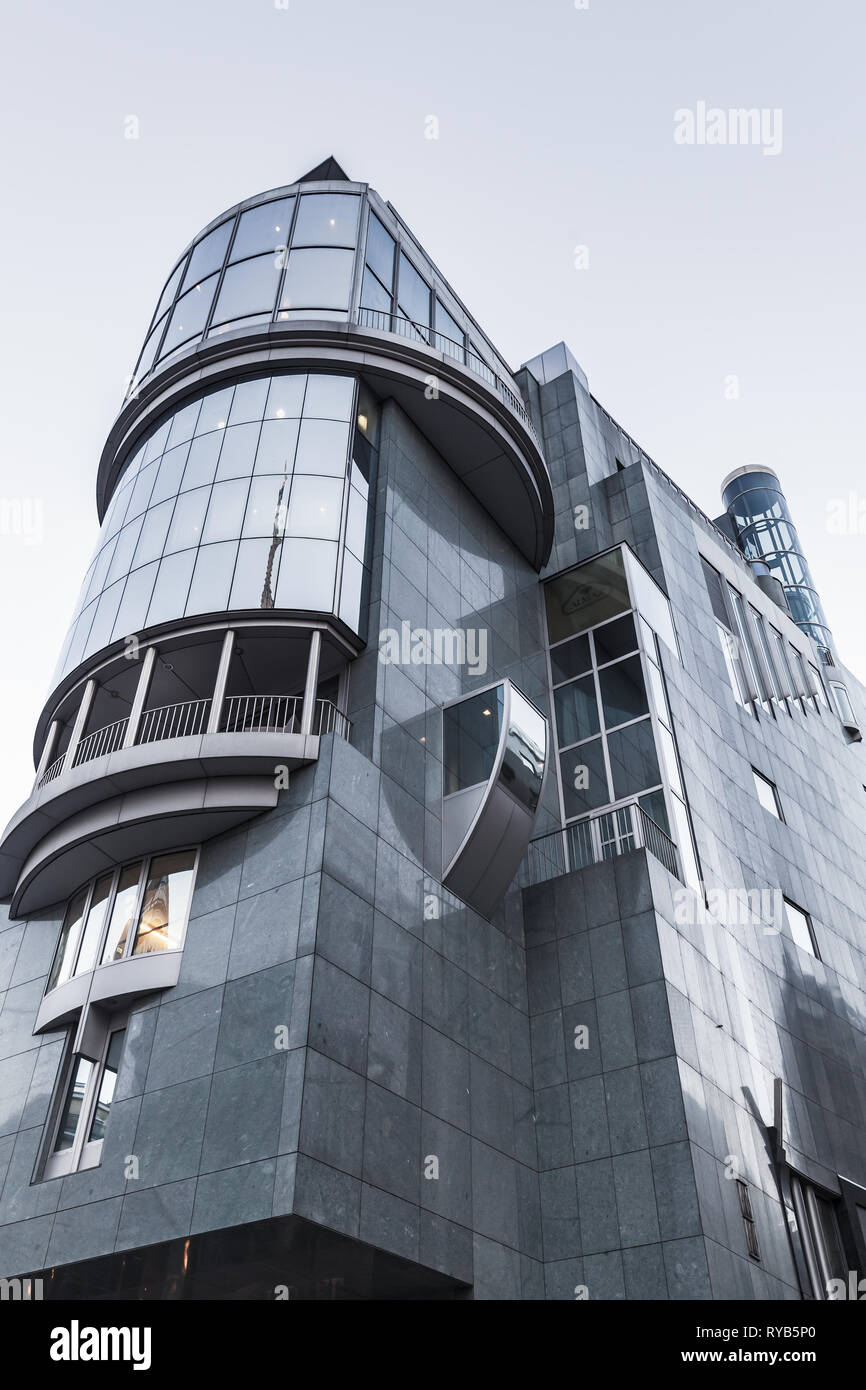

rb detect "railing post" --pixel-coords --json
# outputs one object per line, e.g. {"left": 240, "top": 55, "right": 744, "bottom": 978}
{"left": 207, "top": 630, "right": 235, "bottom": 735}
{"left": 62, "top": 680, "right": 97, "bottom": 774}
{"left": 122, "top": 645, "right": 158, "bottom": 750}
{"left": 34, "top": 720, "right": 60, "bottom": 788}
{"left": 301, "top": 629, "right": 322, "bottom": 737}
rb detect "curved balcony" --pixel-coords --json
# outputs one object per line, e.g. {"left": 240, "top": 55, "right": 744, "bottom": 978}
{"left": 1, "top": 621, "right": 351, "bottom": 917}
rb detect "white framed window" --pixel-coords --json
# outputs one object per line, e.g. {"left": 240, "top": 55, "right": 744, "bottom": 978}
{"left": 752, "top": 767, "right": 784, "bottom": 821}
{"left": 46, "top": 848, "right": 199, "bottom": 995}
{"left": 42, "top": 1018, "right": 127, "bottom": 1180}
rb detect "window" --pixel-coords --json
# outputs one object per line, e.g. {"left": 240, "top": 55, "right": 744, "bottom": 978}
{"left": 782, "top": 898, "right": 819, "bottom": 958}
{"left": 736, "top": 1180, "right": 761, "bottom": 1261}
{"left": 753, "top": 768, "right": 783, "bottom": 820}
{"left": 790, "top": 1174, "right": 848, "bottom": 1298}
{"left": 830, "top": 681, "right": 859, "bottom": 731}
{"left": 46, "top": 852, "right": 198, "bottom": 992}
{"left": 443, "top": 688, "right": 504, "bottom": 796}
{"left": 545, "top": 550, "right": 630, "bottom": 643}
{"left": 43, "top": 1022, "right": 127, "bottom": 1180}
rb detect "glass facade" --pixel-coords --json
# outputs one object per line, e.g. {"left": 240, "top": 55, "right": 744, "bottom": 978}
{"left": 722, "top": 470, "right": 832, "bottom": 649}
{"left": 54, "top": 373, "right": 377, "bottom": 683}
{"left": 128, "top": 190, "right": 518, "bottom": 409}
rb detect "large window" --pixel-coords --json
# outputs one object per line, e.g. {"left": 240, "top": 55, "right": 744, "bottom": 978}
{"left": 46, "top": 850, "right": 198, "bottom": 993}
{"left": 790, "top": 1175, "right": 849, "bottom": 1299}
{"left": 43, "top": 1021, "right": 127, "bottom": 1180}
{"left": 783, "top": 897, "right": 819, "bottom": 958}
{"left": 54, "top": 373, "right": 378, "bottom": 684}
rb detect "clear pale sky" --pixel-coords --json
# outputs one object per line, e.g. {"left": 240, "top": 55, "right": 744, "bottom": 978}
{"left": 1, "top": 0, "right": 864, "bottom": 830}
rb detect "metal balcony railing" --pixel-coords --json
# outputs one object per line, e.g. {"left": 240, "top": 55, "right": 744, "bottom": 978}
{"left": 524, "top": 800, "right": 680, "bottom": 887}
{"left": 222, "top": 694, "right": 301, "bottom": 734}
{"left": 313, "top": 698, "right": 352, "bottom": 739}
{"left": 138, "top": 698, "right": 212, "bottom": 744}
{"left": 72, "top": 716, "right": 130, "bottom": 768}
{"left": 356, "top": 307, "right": 540, "bottom": 447}
{"left": 37, "top": 753, "right": 67, "bottom": 789}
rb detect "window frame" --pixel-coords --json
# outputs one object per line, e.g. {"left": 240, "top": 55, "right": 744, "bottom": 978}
{"left": 46, "top": 847, "right": 200, "bottom": 994}
{"left": 752, "top": 767, "right": 784, "bottom": 821}
{"left": 42, "top": 1014, "right": 128, "bottom": 1181}
{"left": 782, "top": 896, "right": 819, "bottom": 959}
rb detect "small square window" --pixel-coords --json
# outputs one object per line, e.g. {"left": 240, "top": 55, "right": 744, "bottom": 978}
{"left": 753, "top": 768, "right": 783, "bottom": 821}
{"left": 783, "top": 898, "right": 819, "bottom": 958}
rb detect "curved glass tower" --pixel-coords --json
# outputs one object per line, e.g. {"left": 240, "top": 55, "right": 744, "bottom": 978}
{"left": 721, "top": 465, "right": 832, "bottom": 651}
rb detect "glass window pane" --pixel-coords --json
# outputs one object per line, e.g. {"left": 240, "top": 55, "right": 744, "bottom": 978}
{"left": 254, "top": 418, "right": 300, "bottom": 475}
{"left": 275, "top": 538, "right": 338, "bottom": 611}
{"left": 202, "top": 479, "right": 251, "bottom": 544}
{"left": 286, "top": 475, "right": 344, "bottom": 540}
{"left": 545, "top": 550, "right": 630, "bottom": 643}
{"left": 215, "top": 422, "right": 260, "bottom": 481}
{"left": 166, "top": 400, "right": 202, "bottom": 450}
{"left": 606, "top": 719, "right": 660, "bottom": 800}
{"left": 133, "top": 851, "right": 196, "bottom": 955}
{"left": 101, "top": 862, "right": 143, "bottom": 963}
{"left": 230, "top": 197, "right": 295, "bottom": 261}
{"left": 360, "top": 267, "right": 391, "bottom": 315}
{"left": 500, "top": 691, "right": 546, "bottom": 811}
{"left": 54, "top": 1057, "right": 94, "bottom": 1152}
{"left": 111, "top": 561, "right": 159, "bottom": 640}
{"left": 181, "top": 221, "right": 233, "bottom": 292}
{"left": 397, "top": 253, "right": 430, "bottom": 328}
{"left": 243, "top": 476, "right": 291, "bottom": 538}
{"left": 165, "top": 487, "right": 209, "bottom": 554}
{"left": 598, "top": 655, "right": 648, "bottom": 728}
{"left": 657, "top": 722, "right": 683, "bottom": 796}
{"left": 230, "top": 537, "right": 283, "bottom": 610}
{"left": 154, "top": 260, "right": 184, "bottom": 323}
{"left": 554, "top": 675, "right": 600, "bottom": 747}
{"left": 195, "top": 387, "right": 234, "bottom": 435}
{"left": 131, "top": 501, "right": 174, "bottom": 567}
{"left": 303, "top": 374, "right": 355, "bottom": 421}
{"left": 345, "top": 485, "right": 368, "bottom": 560}
{"left": 638, "top": 789, "right": 670, "bottom": 837}
{"left": 87, "top": 1029, "right": 126, "bottom": 1143}
{"left": 365, "top": 212, "right": 395, "bottom": 287}
{"left": 73, "top": 874, "right": 113, "bottom": 976}
{"left": 143, "top": 421, "right": 171, "bottom": 465}
{"left": 443, "top": 688, "right": 504, "bottom": 795}
{"left": 160, "top": 273, "right": 219, "bottom": 355}
{"left": 550, "top": 634, "right": 591, "bottom": 685}
{"left": 560, "top": 737, "right": 609, "bottom": 816}
{"left": 265, "top": 375, "right": 307, "bottom": 419}
{"left": 134, "top": 320, "right": 165, "bottom": 383}
{"left": 151, "top": 442, "right": 192, "bottom": 505}
{"left": 593, "top": 613, "right": 638, "bottom": 665}
{"left": 146, "top": 549, "right": 196, "bottom": 626}
{"left": 339, "top": 549, "right": 364, "bottom": 631}
{"left": 293, "top": 418, "right": 350, "bottom": 476}
{"left": 228, "top": 378, "right": 269, "bottom": 425}
{"left": 186, "top": 541, "right": 237, "bottom": 616}
{"left": 212, "top": 253, "right": 282, "bottom": 325}
{"left": 180, "top": 434, "right": 221, "bottom": 493}
{"left": 48, "top": 888, "right": 89, "bottom": 992}
{"left": 292, "top": 193, "right": 359, "bottom": 247}
{"left": 753, "top": 768, "right": 780, "bottom": 817}
{"left": 124, "top": 463, "right": 158, "bottom": 522}
{"left": 784, "top": 900, "right": 816, "bottom": 956}
{"left": 85, "top": 582, "right": 125, "bottom": 656}
{"left": 435, "top": 299, "right": 464, "bottom": 357}
{"left": 279, "top": 247, "right": 353, "bottom": 312}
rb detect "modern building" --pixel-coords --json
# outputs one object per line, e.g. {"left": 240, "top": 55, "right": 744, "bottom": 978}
{"left": 1, "top": 158, "right": 866, "bottom": 1300}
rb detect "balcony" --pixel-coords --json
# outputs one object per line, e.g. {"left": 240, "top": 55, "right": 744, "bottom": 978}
{"left": 523, "top": 800, "right": 680, "bottom": 887}
{"left": 0, "top": 621, "right": 352, "bottom": 916}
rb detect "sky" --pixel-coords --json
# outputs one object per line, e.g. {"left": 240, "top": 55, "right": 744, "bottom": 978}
{"left": 0, "top": 0, "right": 864, "bottom": 830}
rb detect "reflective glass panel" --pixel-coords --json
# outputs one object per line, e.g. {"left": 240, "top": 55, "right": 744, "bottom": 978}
{"left": 500, "top": 691, "right": 546, "bottom": 810}
{"left": 133, "top": 851, "right": 196, "bottom": 955}
{"left": 230, "top": 538, "right": 281, "bottom": 609}
{"left": 87, "top": 1030, "right": 126, "bottom": 1143}
{"left": 130, "top": 502, "right": 173, "bottom": 568}
{"left": 292, "top": 193, "right": 359, "bottom": 248}
{"left": 339, "top": 550, "right": 364, "bottom": 630}
{"left": 160, "top": 273, "right": 219, "bottom": 355}
{"left": 151, "top": 442, "right": 191, "bottom": 506}
{"left": 48, "top": 888, "right": 89, "bottom": 992}
{"left": 180, "top": 435, "right": 221, "bottom": 493}
{"left": 112, "top": 562, "right": 159, "bottom": 641}
{"left": 230, "top": 197, "right": 295, "bottom": 261}
{"left": 303, "top": 374, "right": 355, "bottom": 421}
{"left": 397, "top": 253, "right": 430, "bottom": 328}
{"left": 254, "top": 419, "right": 300, "bottom": 475}
{"left": 606, "top": 719, "right": 660, "bottom": 800}
{"left": 361, "top": 266, "right": 391, "bottom": 314}
{"left": 73, "top": 874, "right": 114, "bottom": 976}
{"left": 598, "top": 656, "right": 648, "bottom": 728}
{"left": 443, "top": 687, "right": 504, "bottom": 796}
{"left": 102, "top": 862, "right": 143, "bottom": 963}
{"left": 560, "top": 737, "right": 609, "bottom": 816}
{"left": 154, "top": 260, "right": 185, "bottom": 323}
{"left": 279, "top": 248, "right": 354, "bottom": 311}
{"left": 286, "top": 475, "right": 343, "bottom": 540}
{"left": 243, "top": 476, "right": 290, "bottom": 538}
{"left": 181, "top": 221, "right": 233, "bottom": 292}
{"left": 783, "top": 899, "right": 816, "bottom": 956}
{"left": 196, "top": 387, "right": 234, "bottom": 435}
{"left": 274, "top": 539, "right": 338, "bottom": 611}
{"left": 545, "top": 550, "right": 630, "bottom": 643}
{"left": 592, "top": 613, "right": 638, "bottom": 666}
{"left": 165, "top": 487, "right": 209, "bottom": 553}
{"left": 146, "top": 550, "right": 196, "bottom": 626}
{"left": 54, "top": 1057, "right": 94, "bottom": 1152}
{"left": 202, "top": 480, "right": 251, "bottom": 544}
{"left": 186, "top": 541, "right": 236, "bottom": 615}
{"left": 365, "top": 213, "right": 395, "bottom": 286}
{"left": 215, "top": 422, "right": 260, "bottom": 481}
{"left": 554, "top": 675, "right": 599, "bottom": 747}
{"left": 167, "top": 400, "right": 202, "bottom": 450}
{"left": 212, "top": 254, "right": 282, "bottom": 325}
{"left": 228, "top": 378, "right": 269, "bottom": 424}
{"left": 294, "top": 418, "right": 350, "bottom": 476}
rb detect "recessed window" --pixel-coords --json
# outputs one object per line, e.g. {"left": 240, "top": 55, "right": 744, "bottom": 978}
{"left": 47, "top": 852, "right": 198, "bottom": 993}
{"left": 43, "top": 1022, "right": 127, "bottom": 1180}
{"left": 736, "top": 1180, "right": 761, "bottom": 1261}
{"left": 753, "top": 768, "right": 783, "bottom": 820}
{"left": 783, "top": 898, "right": 819, "bottom": 958}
